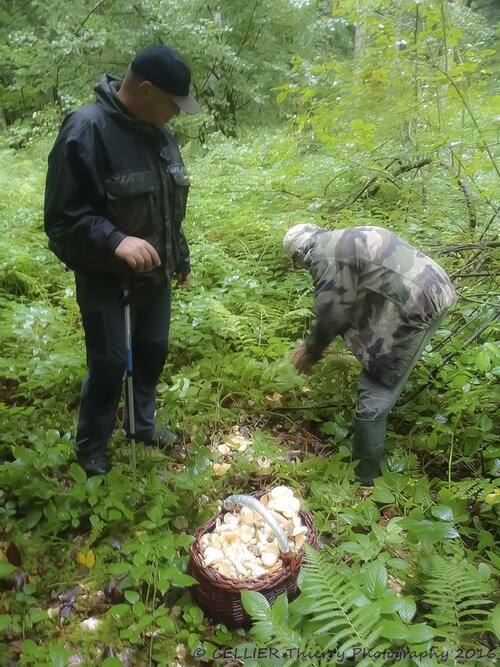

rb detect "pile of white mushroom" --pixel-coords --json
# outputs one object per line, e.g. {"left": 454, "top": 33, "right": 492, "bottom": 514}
{"left": 199, "top": 486, "right": 308, "bottom": 580}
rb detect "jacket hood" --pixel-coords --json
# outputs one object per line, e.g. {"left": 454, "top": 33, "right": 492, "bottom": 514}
{"left": 94, "top": 74, "right": 166, "bottom": 145}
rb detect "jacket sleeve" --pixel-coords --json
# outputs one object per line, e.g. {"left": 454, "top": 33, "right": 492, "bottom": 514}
{"left": 305, "top": 256, "right": 358, "bottom": 361}
{"left": 44, "top": 118, "right": 128, "bottom": 272}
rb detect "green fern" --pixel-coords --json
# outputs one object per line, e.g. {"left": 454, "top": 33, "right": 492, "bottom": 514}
{"left": 448, "top": 478, "right": 499, "bottom": 501}
{"left": 422, "top": 555, "right": 494, "bottom": 647}
{"left": 297, "top": 546, "right": 384, "bottom": 659}
{"left": 86, "top": 517, "right": 105, "bottom": 550}
{"left": 242, "top": 547, "right": 393, "bottom": 667}
{"left": 203, "top": 298, "right": 253, "bottom": 348}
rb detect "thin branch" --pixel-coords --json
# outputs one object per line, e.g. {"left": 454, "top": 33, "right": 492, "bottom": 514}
{"left": 452, "top": 272, "right": 499, "bottom": 279}
{"left": 435, "top": 241, "right": 500, "bottom": 254}
{"left": 76, "top": 0, "right": 106, "bottom": 35}
{"left": 480, "top": 208, "right": 500, "bottom": 242}
{"left": 400, "top": 310, "right": 500, "bottom": 406}
{"left": 236, "top": 0, "right": 261, "bottom": 58}
{"left": 457, "top": 177, "right": 477, "bottom": 229}
{"left": 418, "top": 60, "right": 500, "bottom": 178}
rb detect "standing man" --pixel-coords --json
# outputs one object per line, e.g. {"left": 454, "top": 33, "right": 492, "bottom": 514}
{"left": 45, "top": 45, "right": 200, "bottom": 476}
{"left": 283, "top": 224, "right": 457, "bottom": 485}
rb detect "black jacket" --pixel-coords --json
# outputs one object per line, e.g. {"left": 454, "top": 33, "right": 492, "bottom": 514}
{"left": 44, "top": 75, "right": 191, "bottom": 282}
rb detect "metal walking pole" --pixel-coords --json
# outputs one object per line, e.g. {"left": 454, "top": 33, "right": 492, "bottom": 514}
{"left": 123, "top": 287, "right": 137, "bottom": 476}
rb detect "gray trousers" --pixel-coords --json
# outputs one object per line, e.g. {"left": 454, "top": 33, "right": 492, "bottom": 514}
{"left": 355, "top": 313, "right": 446, "bottom": 422}
{"left": 351, "top": 313, "right": 446, "bottom": 483}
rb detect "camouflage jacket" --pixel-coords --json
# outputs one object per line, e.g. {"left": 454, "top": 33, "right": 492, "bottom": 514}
{"left": 304, "top": 226, "right": 457, "bottom": 387}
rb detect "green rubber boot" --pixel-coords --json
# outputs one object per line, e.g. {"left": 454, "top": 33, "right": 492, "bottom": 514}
{"left": 352, "top": 417, "right": 386, "bottom": 486}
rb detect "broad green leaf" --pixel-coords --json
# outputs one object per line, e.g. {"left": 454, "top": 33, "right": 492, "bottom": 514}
{"left": 0, "top": 561, "right": 17, "bottom": 578}
{"left": 364, "top": 561, "right": 387, "bottom": 598}
{"left": 106, "top": 604, "right": 129, "bottom": 617}
{"left": 156, "top": 616, "right": 176, "bottom": 632}
{"left": 171, "top": 573, "right": 198, "bottom": 587}
{"left": 492, "top": 604, "right": 500, "bottom": 640}
{"left": 102, "top": 659, "right": 124, "bottom": 667}
{"left": 132, "top": 601, "right": 145, "bottom": 617}
{"left": 0, "top": 615, "right": 12, "bottom": 632}
{"left": 271, "top": 593, "right": 288, "bottom": 622}
{"left": 69, "top": 462, "right": 87, "bottom": 484}
{"left": 431, "top": 505, "right": 454, "bottom": 522}
{"left": 124, "top": 590, "right": 140, "bottom": 604}
{"left": 49, "top": 644, "right": 73, "bottom": 667}
{"left": 147, "top": 505, "right": 162, "bottom": 523}
{"left": 406, "top": 623, "right": 434, "bottom": 644}
{"left": 241, "top": 590, "right": 271, "bottom": 620}
{"left": 21, "top": 639, "right": 38, "bottom": 654}
{"left": 397, "top": 598, "right": 417, "bottom": 623}
{"left": 452, "top": 374, "right": 470, "bottom": 390}
{"left": 371, "top": 486, "right": 395, "bottom": 503}
{"left": 479, "top": 415, "right": 493, "bottom": 432}
{"left": 23, "top": 510, "right": 42, "bottom": 530}
{"left": 414, "top": 477, "right": 432, "bottom": 506}
{"left": 380, "top": 619, "right": 408, "bottom": 641}
{"left": 475, "top": 348, "right": 491, "bottom": 372}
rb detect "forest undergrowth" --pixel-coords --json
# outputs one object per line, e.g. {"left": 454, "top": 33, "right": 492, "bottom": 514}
{"left": 0, "top": 125, "right": 499, "bottom": 667}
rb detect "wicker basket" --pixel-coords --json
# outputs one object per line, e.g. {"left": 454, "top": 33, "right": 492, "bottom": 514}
{"left": 188, "top": 490, "right": 318, "bottom": 628}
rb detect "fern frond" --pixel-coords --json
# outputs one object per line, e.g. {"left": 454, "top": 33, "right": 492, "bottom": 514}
{"left": 86, "top": 517, "right": 105, "bottom": 549}
{"left": 422, "top": 555, "right": 493, "bottom": 646}
{"left": 447, "top": 478, "right": 499, "bottom": 501}
{"left": 300, "top": 546, "right": 383, "bottom": 655}
{"left": 202, "top": 299, "right": 254, "bottom": 348}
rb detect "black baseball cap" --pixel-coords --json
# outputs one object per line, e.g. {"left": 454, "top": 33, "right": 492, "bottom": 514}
{"left": 131, "top": 45, "right": 200, "bottom": 114}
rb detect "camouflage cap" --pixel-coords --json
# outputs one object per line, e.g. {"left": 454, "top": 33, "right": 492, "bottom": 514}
{"left": 283, "top": 223, "right": 324, "bottom": 260}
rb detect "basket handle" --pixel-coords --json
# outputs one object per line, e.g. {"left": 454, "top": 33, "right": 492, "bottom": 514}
{"left": 223, "top": 494, "right": 291, "bottom": 555}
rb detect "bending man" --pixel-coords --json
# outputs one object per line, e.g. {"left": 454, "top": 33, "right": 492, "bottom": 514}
{"left": 283, "top": 224, "right": 457, "bottom": 485}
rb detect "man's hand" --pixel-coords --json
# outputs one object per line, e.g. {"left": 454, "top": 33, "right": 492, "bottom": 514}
{"left": 175, "top": 272, "right": 191, "bottom": 289}
{"left": 293, "top": 342, "right": 314, "bottom": 374}
{"left": 115, "top": 236, "right": 161, "bottom": 272}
